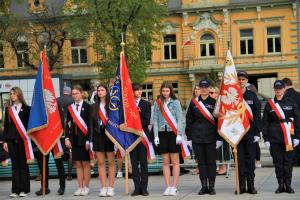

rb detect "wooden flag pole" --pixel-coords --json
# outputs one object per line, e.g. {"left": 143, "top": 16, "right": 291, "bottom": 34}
{"left": 42, "top": 155, "right": 46, "bottom": 195}
{"left": 233, "top": 148, "right": 240, "bottom": 195}
{"left": 125, "top": 152, "right": 129, "bottom": 195}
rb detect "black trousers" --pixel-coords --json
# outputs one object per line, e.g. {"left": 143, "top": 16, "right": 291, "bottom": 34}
{"left": 193, "top": 142, "right": 216, "bottom": 180}
{"left": 37, "top": 151, "right": 65, "bottom": 190}
{"left": 7, "top": 139, "right": 30, "bottom": 194}
{"left": 130, "top": 142, "right": 148, "bottom": 191}
{"left": 237, "top": 139, "right": 256, "bottom": 178}
{"left": 255, "top": 142, "right": 261, "bottom": 161}
{"left": 270, "top": 143, "right": 295, "bottom": 179}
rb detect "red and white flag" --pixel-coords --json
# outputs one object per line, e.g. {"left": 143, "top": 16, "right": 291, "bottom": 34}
{"left": 214, "top": 50, "right": 250, "bottom": 148}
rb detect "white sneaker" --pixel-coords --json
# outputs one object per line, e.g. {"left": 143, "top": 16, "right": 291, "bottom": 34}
{"left": 74, "top": 188, "right": 82, "bottom": 196}
{"left": 106, "top": 187, "right": 115, "bottom": 197}
{"left": 99, "top": 187, "right": 107, "bottom": 197}
{"left": 163, "top": 187, "right": 171, "bottom": 196}
{"left": 19, "top": 192, "right": 27, "bottom": 197}
{"left": 9, "top": 193, "right": 18, "bottom": 198}
{"left": 80, "top": 187, "right": 89, "bottom": 196}
{"left": 169, "top": 187, "right": 177, "bottom": 196}
{"left": 116, "top": 171, "right": 123, "bottom": 178}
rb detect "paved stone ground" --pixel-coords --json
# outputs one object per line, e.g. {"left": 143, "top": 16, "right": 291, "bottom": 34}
{"left": 0, "top": 167, "right": 299, "bottom": 200}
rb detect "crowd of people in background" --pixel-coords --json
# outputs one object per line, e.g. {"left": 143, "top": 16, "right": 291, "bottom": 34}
{"left": 0, "top": 72, "right": 300, "bottom": 197}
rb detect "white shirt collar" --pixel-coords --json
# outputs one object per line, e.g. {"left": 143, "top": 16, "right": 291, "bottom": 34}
{"left": 135, "top": 98, "right": 141, "bottom": 106}
{"left": 13, "top": 103, "right": 22, "bottom": 113}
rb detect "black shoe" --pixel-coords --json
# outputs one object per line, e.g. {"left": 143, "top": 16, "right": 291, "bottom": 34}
{"left": 140, "top": 190, "right": 149, "bottom": 196}
{"left": 198, "top": 179, "right": 208, "bottom": 195}
{"left": 57, "top": 188, "right": 64, "bottom": 195}
{"left": 246, "top": 178, "right": 257, "bottom": 194}
{"left": 67, "top": 176, "right": 72, "bottom": 181}
{"left": 284, "top": 177, "right": 295, "bottom": 194}
{"left": 35, "top": 188, "right": 50, "bottom": 196}
{"left": 235, "top": 176, "right": 246, "bottom": 195}
{"left": 208, "top": 179, "right": 216, "bottom": 195}
{"left": 275, "top": 178, "right": 285, "bottom": 194}
{"left": 131, "top": 190, "right": 140, "bottom": 196}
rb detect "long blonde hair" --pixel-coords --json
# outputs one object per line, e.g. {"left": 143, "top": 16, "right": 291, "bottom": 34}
{"left": 9, "top": 87, "right": 27, "bottom": 106}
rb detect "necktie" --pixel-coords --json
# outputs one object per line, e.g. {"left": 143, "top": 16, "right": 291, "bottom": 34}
{"left": 15, "top": 106, "right": 17, "bottom": 111}
{"left": 76, "top": 103, "right": 79, "bottom": 111}
{"left": 75, "top": 103, "right": 79, "bottom": 135}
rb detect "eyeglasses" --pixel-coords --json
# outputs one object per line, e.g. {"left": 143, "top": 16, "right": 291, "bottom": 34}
{"left": 210, "top": 92, "right": 216, "bottom": 94}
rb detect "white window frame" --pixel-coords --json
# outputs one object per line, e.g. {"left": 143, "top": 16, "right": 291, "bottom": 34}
{"left": 71, "top": 39, "right": 88, "bottom": 64}
{"left": 200, "top": 34, "right": 215, "bottom": 57}
{"left": 16, "top": 41, "right": 29, "bottom": 68}
{"left": 240, "top": 29, "right": 254, "bottom": 55}
{"left": 163, "top": 35, "right": 177, "bottom": 60}
{"left": 142, "top": 83, "right": 153, "bottom": 100}
{"left": 267, "top": 27, "right": 281, "bottom": 54}
{"left": 172, "top": 82, "right": 179, "bottom": 96}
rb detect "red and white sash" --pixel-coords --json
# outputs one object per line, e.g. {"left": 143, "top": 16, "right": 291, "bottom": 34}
{"left": 9, "top": 107, "right": 34, "bottom": 163}
{"left": 89, "top": 142, "right": 96, "bottom": 164}
{"left": 115, "top": 147, "right": 125, "bottom": 159}
{"left": 98, "top": 103, "right": 107, "bottom": 126}
{"left": 268, "top": 99, "right": 293, "bottom": 151}
{"left": 244, "top": 100, "right": 254, "bottom": 121}
{"left": 141, "top": 132, "right": 156, "bottom": 161}
{"left": 68, "top": 104, "right": 88, "bottom": 135}
{"left": 52, "top": 140, "right": 64, "bottom": 159}
{"left": 156, "top": 99, "right": 191, "bottom": 159}
{"left": 192, "top": 98, "right": 215, "bottom": 126}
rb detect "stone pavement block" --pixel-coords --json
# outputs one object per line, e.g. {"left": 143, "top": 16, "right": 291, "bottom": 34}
{"left": 0, "top": 167, "right": 299, "bottom": 200}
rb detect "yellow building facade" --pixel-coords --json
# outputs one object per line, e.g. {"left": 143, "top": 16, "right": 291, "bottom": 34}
{"left": 0, "top": 0, "right": 299, "bottom": 108}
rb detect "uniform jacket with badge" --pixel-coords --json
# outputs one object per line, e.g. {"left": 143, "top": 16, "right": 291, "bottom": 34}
{"left": 137, "top": 99, "right": 152, "bottom": 141}
{"left": 262, "top": 96, "right": 300, "bottom": 143}
{"left": 185, "top": 96, "right": 220, "bottom": 143}
{"left": 3, "top": 104, "right": 31, "bottom": 142}
{"left": 242, "top": 89, "right": 262, "bottom": 140}
{"left": 65, "top": 101, "right": 91, "bottom": 146}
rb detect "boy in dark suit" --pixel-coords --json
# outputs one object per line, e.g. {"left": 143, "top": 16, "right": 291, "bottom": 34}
{"left": 130, "top": 83, "right": 151, "bottom": 196}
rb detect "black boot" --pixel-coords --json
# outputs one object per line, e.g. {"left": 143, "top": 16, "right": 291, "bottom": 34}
{"left": 235, "top": 176, "right": 246, "bottom": 194}
{"left": 198, "top": 179, "right": 208, "bottom": 195}
{"left": 284, "top": 177, "right": 295, "bottom": 194}
{"left": 208, "top": 179, "right": 216, "bottom": 195}
{"left": 247, "top": 177, "right": 257, "bottom": 194}
{"left": 275, "top": 178, "right": 285, "bottom": 194}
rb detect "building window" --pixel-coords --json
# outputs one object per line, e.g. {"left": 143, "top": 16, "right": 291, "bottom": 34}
{"left": 142, "top": 83, "right": 153, "bottom": 100}
{"left": 172, "top": 82, "right": 179, "bottom": 96}
{"left": 164, "top": 35, "right": 177, "bottom": 60}
{"left": 200, "top": 33, "right": 215, "bottom": 57}
{"left": 267, "top": 27, "right": 281, "bottom": 53}
{"left": 240, "top": 29, "right": 253, "bottom": 55}
{"left": 71, "top": 39, "right": 88, "bottom": 64}
{"left": 0, "top": 42, "right": 4, "bottom": 68}
{"left": 16, "top": 42, "right": 29, "bottom": 68}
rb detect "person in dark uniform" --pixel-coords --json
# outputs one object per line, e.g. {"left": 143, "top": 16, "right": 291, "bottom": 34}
{"left": 186, "top": 79, "right": 222, "bottom": 195}
{"left": 130, "top": 83, "right": 151, "bottom": 196}
{"left": 237, "top": 71, "right": 262, "bottom": 194}
{"left": 262, "top": 80, "right": 300, "bottom": 194}
{"left": 2, "top": 87, "right": 31, "bottom": 198}
{"left": 91, "top": 84, "right": 116, "bottom": 197}
{"left": 65, "top": 85, "right": 92, "bottom": 196}
{"left": 57, "top": 86, "right": 74, "bottom": 180}
{"left": 282, "top": 78, "right": 300, "bottom": 166}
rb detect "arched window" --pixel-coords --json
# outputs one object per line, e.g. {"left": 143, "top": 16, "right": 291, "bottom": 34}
{"left": 200, "top": 33, "right": 215, "bottom": 57}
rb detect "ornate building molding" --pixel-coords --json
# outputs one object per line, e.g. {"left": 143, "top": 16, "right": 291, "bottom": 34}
{"left": 162, "top": 22, "right": 179, "bottom": 34}
{"left": 182, "top": 12, "right": 189, "bottom": 26}
{"left": 223, "top": 9, "right": 229, "bottom": 24}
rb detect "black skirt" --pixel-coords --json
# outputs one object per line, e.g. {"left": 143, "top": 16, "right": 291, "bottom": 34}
{"left": 158, "top": 131, "right": 181, "bottom": 154}
{"left": 93, "top": 132, "right": 114, "bottom": 152}
{"left": 72, "top": 145, "right": 90, "bottom": 161}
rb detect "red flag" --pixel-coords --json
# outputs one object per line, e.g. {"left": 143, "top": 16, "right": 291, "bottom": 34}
{"left": 182, "top": 40, "right": 192, "bottom": 48}
{"left": 27, "top": 50, "right": 63, "bottom": 157}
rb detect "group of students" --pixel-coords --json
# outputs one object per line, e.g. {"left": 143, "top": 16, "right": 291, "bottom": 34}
{"left": 2, "top": 70, "right": 300, "bottom": 197}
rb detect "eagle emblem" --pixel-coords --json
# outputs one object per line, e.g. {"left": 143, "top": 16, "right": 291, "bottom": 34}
{"left": 43, "top": 89, "right": 57, "bottom": 114}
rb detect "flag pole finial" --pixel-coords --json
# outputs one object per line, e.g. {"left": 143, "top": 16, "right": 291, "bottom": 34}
{"left": 121, "top": 32, "right": 125, "bottom": 52}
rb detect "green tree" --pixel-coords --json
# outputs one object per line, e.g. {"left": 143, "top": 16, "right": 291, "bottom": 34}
{"left": 70, "top": 0, "right": 167, "bottom": 83}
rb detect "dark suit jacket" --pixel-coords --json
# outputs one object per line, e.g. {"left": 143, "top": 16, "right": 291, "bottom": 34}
{"left": 138, "top": 99, "right": 152, "bottom": 141}
{"left": 65, "top": 102, "right": 91, "bottom": 146}
{"left": 3, "top": 104, "right": 30, "bottom": 142}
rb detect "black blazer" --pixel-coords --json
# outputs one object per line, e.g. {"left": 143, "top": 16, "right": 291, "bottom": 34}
{"left": 138, "top": 99, "right": 152, "bottom": 140}
{"left": 65, "top": 101, "right": 91, "bottom": 146}
{"left": 3, "top": 104, "right": 31, "bottom": 142}
{"left": 90, "top": 102, "right": 108, "bottom": 143}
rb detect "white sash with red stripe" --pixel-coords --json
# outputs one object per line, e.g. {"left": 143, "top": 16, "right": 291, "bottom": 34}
{"left": 192, "top": 98, "right": 215, "bottom": 126}
{"left": 268, "top": 99, "right": 293, "bottom": 151}
{"left": 115, "top": 146, "right": 125, "bottom": 158}
{"left": 141, "top": 131, "right": 156, "bottom": 162}
{"left": 68, "top": 104, "right": 88, "bottom": 135}
{"left": 156, "top": 99, "right": 191, "bottom": 159}
{"left": 244, "top": 100, "right": 254, "bottom": 121}
{"left": 99, "top": 103, "right": 107, "bottom": 126}
{"left": 9, "top": 107, "right": 34, "bottom": 163}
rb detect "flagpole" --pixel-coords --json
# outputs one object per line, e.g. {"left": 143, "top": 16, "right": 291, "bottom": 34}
{"left": 42, "top": 155, "right": 46, "bottom": 195}
{"left": 233, "top": 147, "right": 240, "bottom": 195}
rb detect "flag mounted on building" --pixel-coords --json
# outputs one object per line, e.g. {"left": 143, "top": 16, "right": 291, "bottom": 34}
{"left": 106, "top": 52, "right": 156, "bottom": 161}
{"left": 27, "top": 50, "right": 63, "bottom": 158}
{"left": 214, "top": 50, "right": 250, "bottom": 148}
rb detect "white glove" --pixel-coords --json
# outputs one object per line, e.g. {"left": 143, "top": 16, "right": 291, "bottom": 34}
{"left": 154, "top": 137, "right": 160, "bottom": 146}
{"left": 253, "top": 136, "right": 260, "bottom": 143}
{"left": 187, "top": 140, "right": 192, "bottom": 148}
{"left": 216, "top": 140, "right": 222, "bottom": 149}
{"left": 264, "top": 141, "right": 270, "bottom": 149}
{"left": 293, "top": 139, "right": 299, "bottom": 147}
{"left": 176, "top": 135, "right": 182, "bottom": 145}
